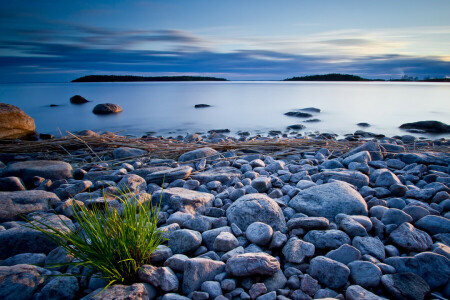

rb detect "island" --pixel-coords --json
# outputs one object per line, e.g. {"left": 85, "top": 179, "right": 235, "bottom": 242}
{"left": 72, "top": 75, "right": 228, "bottom": 82}
{"left": 283, "top": 73, "right": 377, "bottom": 81}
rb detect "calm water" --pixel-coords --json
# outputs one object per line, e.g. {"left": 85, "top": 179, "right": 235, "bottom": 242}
{"left": 0, "top": 81, "right": 449, "bottom": 139}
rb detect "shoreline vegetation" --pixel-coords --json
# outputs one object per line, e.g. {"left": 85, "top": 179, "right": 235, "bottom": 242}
{"left": 72, "top": 73, "right": 450, "bottom": 83}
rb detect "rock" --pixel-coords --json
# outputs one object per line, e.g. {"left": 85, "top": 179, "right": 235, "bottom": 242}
{"left": 304, "top": 230, "right": 350, "bottom": 250}
{"left": 415, "top": 215, "right": 450, "bottom": 235}
{"left": 348, "top": 261, "right": 382, "bottom": 288}
{"left": 287, "top": 217, "right": 329, "bottom": 230}
{"left": 0, "top": 190, "right": 60, "bottom": 222}
{"left": 256, "top": 291, "right": 276, "bottom": 300}
{"left": 339, "top": 216, "right": 367, "bottom": 237}
{"left": 345, "top": 285, "right": 384, "bottom": 300}
{"left": 92, "top": 103, "right": 122, "bottom": 114}
{"left": 251, "top": 177, "right": 271, "bottom": 193}
{"left": 381, "top": 273, "right": 430, "bottom": 300}
{"left": 139, "top": 265, "right": 179, "bottom": 292}
{"left": 113, "top": 147, "right": 147, "bottom": 159}
{"left": 282, "top": 237, "right": 315, "bottom": 263}
{"left": 227, "top": 194, "right": 286, "bottom": 232}
{"left": 287, "top": 124, "right": 306, "bottom": 130}
{"left": 289, "top": 182, "right": 368, "bottom": 220}
{"left": 147, "top": 166, "right": 193, "bottom": 185}
{"left": 250, "top": 283, "right": 267, "bottom": 299}
{"left": 164, "top": 254, "right": 189, "bottom": 273}
{"left": 213, "top": 232, "right": 239, "bottom": 252}
{"left": 202, "top": 227, "right": 232, "bottom": 250}
{"left": 263, "top": 268, "right": 287, "bottom": 292}
{"left": 0, "top": 103, "right": 36, "bottom": 139}
{"left": 4, "top": 160, "right": 73, "bottom": 185}
{"left": 117, "top": 174, "right": 146, "bottom": 193}
{"left": 245, "top": 222, "right": 273, "bottom": 246}
{"left": 0, "top": 177, "right": 25, "bottom": 191}
{"left": 161, "top": 294, "right": 190, "bottom": 300}
{"left": 385, "top": 252, "right": 450, "bottom": 288}
{"left": 70, "top": 95, "right": 89, "bottom": 104}
{"left": 82, "top": 283, "right": 150, "bottom": 299}
{"left": 352, "top": 236, "right": 385, "bottom": 261}
{"left": 375, "top": 170, "right": 401, "bottom": 187}
{"left": 389, "top": 223, "right": 432, "bottom": 252}
{"left": 325, "top": 244, "right": 361, "bottom": 265}
{"left": 399, "top": 120, "right": 450, "bottom": 133}
{"left": 152, "top": 187, "right": 214, "bottom": 214}
{"left": 45, "top": 246, "right": 74, "bottom": 272}
{"left": 0, "top": 264, "right": 50, "bottom": 300}
{"left": 168, "top": 229, "right": 202, "bottom": 254}
{"left": 0, "top": 213, "right": 74, "bottom": 259}
{"left": 179, "top": 147, "right": 219, "bottom": 163}
{"left": 357, "top": 122, "right": 370, "bottom": 127}
{"left": 309, "top": 256, "right": 350, "bottom": 289}
{"left": 37, "top": 276, "right": 79, "bottom": 300}
{"left": 396, "top": 152, "right": 450, "bottom": 165}
{"left": 192, "top": 167, "right": 241, "bottom": 184}
{"left": 311, "top": 170, "right": 369, "bottom": 188}
{"left": 201, "top": 281, "right": 222, "bottom": 298}
{"left": 343, "top": 151, "right": 372, "bottom": 166}
{"left": 195, "top": 104, "right": 211, "bottom": 108}
{"left": 381, "top": 208, "right": 413, "bottom": 226}
{"left": 1, "top": 252, "right": 46, "bottom": 266}
{"left": 182, "top": 258, "right": 225, "bottom": 295}
{"left": 284, "top": 111, "right": 313, "bottom": 118}
{"left": 344, "top": 141, "right": 384, "bottom": 161}
{"left": 226, "top": 253, "right": 280, "bottom": 276}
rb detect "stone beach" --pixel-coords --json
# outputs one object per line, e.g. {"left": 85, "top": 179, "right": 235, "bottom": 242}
{"left": 0, "top": 130, "right": 449, "bottom": 300}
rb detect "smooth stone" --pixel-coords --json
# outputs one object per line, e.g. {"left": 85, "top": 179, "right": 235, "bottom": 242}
{"left": 81, "top": 283, "right": 150, "bottom": 300}
{"left": 202, "top": 226, "right": 232, "bottom": 250}
{"left": 0, "top": 264, "right": 50, "bottom": 300}
{"left": 168, "top": 229, "right": 202, "bottom": 254}
{"left": 117, "top": 174, "right": 146, "bottom": 193}
{"left": 182, "top": 258, "right": 225, "bottom": 295}
{"left": 213, "top": 232, "right": 239, "bottom": 252}
{"left": 245, "top": 222, "right": 273, "bottom": 246}
{"left": 113, "top": 147, "right": 147, "bottom": 159}
{"left": 147, "top": 166, "right": 193, "bottom": 185}
{"left": 287, "top": 217, "right": 329, "bottom": 230}
{"left": 309, "top": 256, "right": 350, "bottom": 289}
{"left": 226, "top": 253, "right": 280, "bottom": 276}
{"left": 0, "top": 177, "right": 25, "bottom": 191}
{"left": 4, "top": 160, "right": 72, "bottom": 185}
{"left": 381, "top": 273, "right": 430, "bottom": 300}
{"left": 415, "top": 215, "right": 450, "bottom": 235}
{"left": 251, "top": 176, "right": 271, "bottom": 193}
{"left": 178, "top": 147, "right": 219, "bottom": 163}
{"left": 389, "top": 222, "right": 432, "bottom": 252}
{"left": 152, "top": 187, "right": 214, "bottom": 214}
{"left": 92, "top": 103, "right": 122, "bottom": 114}
{"left": 0, "top": 103, "right": 36, "bottom": 140}
{"left": 325, "top": 244, "right": 361, "bottom": 265}
{"left": 346, "top": 285, "right": 384, "bottom": 300}
{"left": 138, "top": 265, "right": 179, "bottom": 292}
{"left": 381, "top": 208, "right": 413, "bottom": 226}
{"left": 352, "top": 236, "right": 385, "bottom": 261}
{"left": 289, "top": 182, "right": 368, "bottom": 220}
{"left": 311, "top": 170, "right": 369, "bottom": 188}
{"left": 201, "top": 281, "right": 222, "bottom": 298}
{"left": 304, "top": 229, "right": 351, "bottom": 250}
{"left": 1, "top": 252, "right": 46, "bottom": 267}
{"left": 282, "top": 237, "right": 315, "bottom": 264}
{"left": 192, "top": 167, "right": 242, "bottom": 184}
{"left": 36, "top": 276, "right": 79, "bottom": 300}
{"left": 348, "top": 261, "right": 382, "bottom": 288}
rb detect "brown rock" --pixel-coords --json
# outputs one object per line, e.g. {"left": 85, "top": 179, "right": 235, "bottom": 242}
{"left": 0, "top": 103, "right": 36, "bottom": 139}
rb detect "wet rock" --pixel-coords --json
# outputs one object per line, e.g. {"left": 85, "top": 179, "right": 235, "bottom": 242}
{"left": 4, "top": 160, "right": 72, "bottom": 185}
{"left": 399, "top": 120, "right": 450, "bottom": 134}
{"left": 284, "top": 111, "right": 313, "bottom": 118}
{"left": 282, "top": 237, "right": 315, "bottom": 263}
{"left": 195, "top": 104, "right": 211, "bottom": 108}
{"left": 0, "top": 103, "right": 36, "bottom": 140}
{"left": 289, "top": 182, "right": 368, "bottom": 220}
{"left": 227, "top": 193, "right": 286, "bottom": 232}
{"left": 0, "top": 190, "right": 60, "bottom": 222}
{"left": 389, "top": 223, "right": 432, "bottom": 252}
{"left": 381, "top": 273, "right": 430, "bottom": 300}
{"left": 92, "top": 103, "right": 122, "bottom": 114}
{"left": 309, "top": 256, "right": 350, "bottom": 289}
{"left": 182, "top": 258, "right": 225, "bottom": 295}
{"left": 70, "top": 95, "right": 89, "bottom": 104}
{"left": 226, "top": 253, "right": 280, "bottom": 276}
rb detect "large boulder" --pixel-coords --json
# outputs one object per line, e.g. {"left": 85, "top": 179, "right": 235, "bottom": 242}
{"left": 226, "top": 194, "right": 287, "bottom": 232}
{"left": 92, "top": 103, "right": 122, "bottom": 114}
{"left": 178, "top": 147, "right": 219, "bottom": 163}
{"left": 289, "top": 182, "right": 368, "bottom": 220}
{"left": 151, "top": 187, "right": 214, "bottom": 214}
{"left": 4, "top": 160, "right": 73, "bottom": 186}
{"left": 0, "top": 190, "right": 60, "bottom": 222}
{"left": 0, "top": 264, "right": 50, "bottom": 300}
{"left": 0, "top": 213, "right": 75, "bottom": 259}
{"left": 0, "top": 103, "right": 36, "bottom": 140}
{"left": 399, "top": 120, "right": 450, "bottom": 134}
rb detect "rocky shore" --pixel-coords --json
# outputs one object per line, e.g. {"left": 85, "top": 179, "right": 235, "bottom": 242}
{"left": 0, "top": 134, "right": 449, "bottom": 300}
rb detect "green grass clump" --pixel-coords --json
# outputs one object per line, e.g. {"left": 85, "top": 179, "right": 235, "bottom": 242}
{"left": 26, "top": 189, "right": 166, "bottom": 286}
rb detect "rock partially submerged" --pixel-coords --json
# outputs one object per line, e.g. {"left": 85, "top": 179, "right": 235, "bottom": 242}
{"left": 0, "top": 103, "right": 36, "bottom": 140}
{"left": 92, "top": 103, "right": 123, "bottom": 114}
{"left": 284, "top": 111, "right": 313, "bottom": 118}
{"left": 194, "top": 104, "right": 211, "bottom": 108}
{"left": 400, "top": 120, "right": 450, "bottom": 133}
{"left": 70, "top": 95, "right": 89, "bottom": 104}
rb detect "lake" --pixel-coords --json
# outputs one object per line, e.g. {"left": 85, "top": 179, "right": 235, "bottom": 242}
{"left": 0, "top": 81, "right": 449, "bottom": 139}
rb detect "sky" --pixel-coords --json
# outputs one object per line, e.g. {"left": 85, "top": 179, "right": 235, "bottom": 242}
{"left": 0, "top": 0, "right": 449, "bottom": 82}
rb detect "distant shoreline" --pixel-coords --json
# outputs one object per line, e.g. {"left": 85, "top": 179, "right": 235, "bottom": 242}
{"left": 72, "top": 75, "right": 228, "bottom": 82}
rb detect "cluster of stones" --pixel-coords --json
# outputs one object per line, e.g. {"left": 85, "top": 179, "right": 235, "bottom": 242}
{"left": 0, "top": 139, "right": 449, "bottom": 300}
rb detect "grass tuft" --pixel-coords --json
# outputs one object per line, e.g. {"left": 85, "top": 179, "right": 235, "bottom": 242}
{"left": 25, "top": 188, "right": 166, "bottom": 286}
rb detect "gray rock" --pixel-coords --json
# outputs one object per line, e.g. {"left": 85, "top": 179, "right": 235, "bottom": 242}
{"left": 1, "top": 252, "right": 46, "bottom": 267}
{"left": 300, "top": 274, "right": 319, "bottom": 296}
{"left": 255, "top": 291, "right": 276, "bottom": 300}
{"left": 309, "top": 256, "right": 350, "bottom": 289}
{"left": 251, "top": 177, "right": 271, "bottom": 193}
{"left": 117, "top": 174, "right": 146, "bottom": 193}
{"left": 113, "top": 147, "right": 147, "bottom": 159}
{"left": 227, "top": 193, "right": 286, "bottom": 232}
{"left": 287, "top": 217, "right": 329, "bottom": 230}
{"left": 405, "top": 189, "right": 435, "bottom": 201}
{"left": 389, "top": 223, "right": 432, "bottom": 252}
{"left": 381, "top": 208, "right": 413, "bottom": 226}
{"left": 311, "top": 170, "right": 369, "bottom": 188}
{"left": 375, "top": 170, "right": 401, "bottom": 187}
{"left": 183, "top": 258, "right": 225, "bottom": 295}
{"left": 381, "top": 273, "right": 430, "bottom": 300}
{"left": 269, "top": 231, "right": 287, "bottom": 249}
{"left": 0, "top": 213, "right": 74, "bottom": 259}
{"left": 304, "top": 230, "right": 351, "bottom": 250}
{"left": 45, "top": 246, "right": 74, "bottom": 272}
{"left": 249, "top": 283, "right": 267, "bottom": 299}
{"left": 325, "top": 244, "right": 361, "bottom": 265}
{"left": 289, "top": 182, "right": 368, "bottom": 220}
{"left": 192, "top": 167, "right": 242, "bottom": 184}
{"left": 150, "top": 245, "right": 173, "bottom": 264}
{"left": 168, "top": 229, "right": 202, "bottom": 254}
{"left": 385, "top": 252, "right": 450, "bottom": 288}
{"left": 263, "top": 268, "right": 287, "bottom": 292}
{"left": 352, "top": 236, "right": 385, "bottom": 261}
{"left": 178, "top": 147, "right": 219, "bottom": 163}
{"left": 415, "top": 215, "right": 450, "bottom": 235}
{"left": 345, "top": 285, "right": 384, "bottom": 300}
{"left": 282, "top": 237, "right": 315, "bottom": 264}
{"left": 139, "top": 265, "right": 179, "bottom": 292}
{"left": 4, "top": 160, "right": 73, "bottom": 185}
{"left": 152, "top": 187, "right": 214, "bottom": 214}
{"left": 348, "top": 261, "right": 382, "bottom": 288}
{"left": 0, "top": 190, "right": 60, "bottom": 222}
{"left": 0, "top": 176, "right": 25, "bottom": 191}
{"left": 344, "top": 141, "right": 384, "bottom": 161}
{"left": 226, "top": 253, "right": 280, "bottom": 276}
{"left": 343, "top": 151, "right": 372, "bottom": 166}
{"left": 213, "top": 232, "right": 239, "bottom": 252}
{"left": 245, "top": 222, "right": 273, "bottom": 246}
{"left": 0, "top": 264, "right": 50, "bottom": 300}
{"left": 221, "top": 246, "right": 244, "bottom": 262}
{"left": 339, "top": 216, "right": 368, "bottom": 237}
{"left": 164, "top": 254, "right": 189, "bottom": 273}
{"left": 202, "top": 226, "right": 232, "bottom": 250}
{"left": 82, "top": 283, "right": 150, "bottom": 300}
{"left": 37, "top": 276, "right": 79, "bottom": 300}
{"left": 201, "top": 281, "right": 222, "bottom": 298}
{"left": 161, "top": 294, "right": 190, "bottom": 300}
{"left": 147, "top": 166, "right": 193, "bottom": 185}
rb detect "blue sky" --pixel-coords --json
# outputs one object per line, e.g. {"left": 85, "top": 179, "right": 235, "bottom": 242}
{"left": 0, "top": 0, "right": 449, "bottom": 82}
